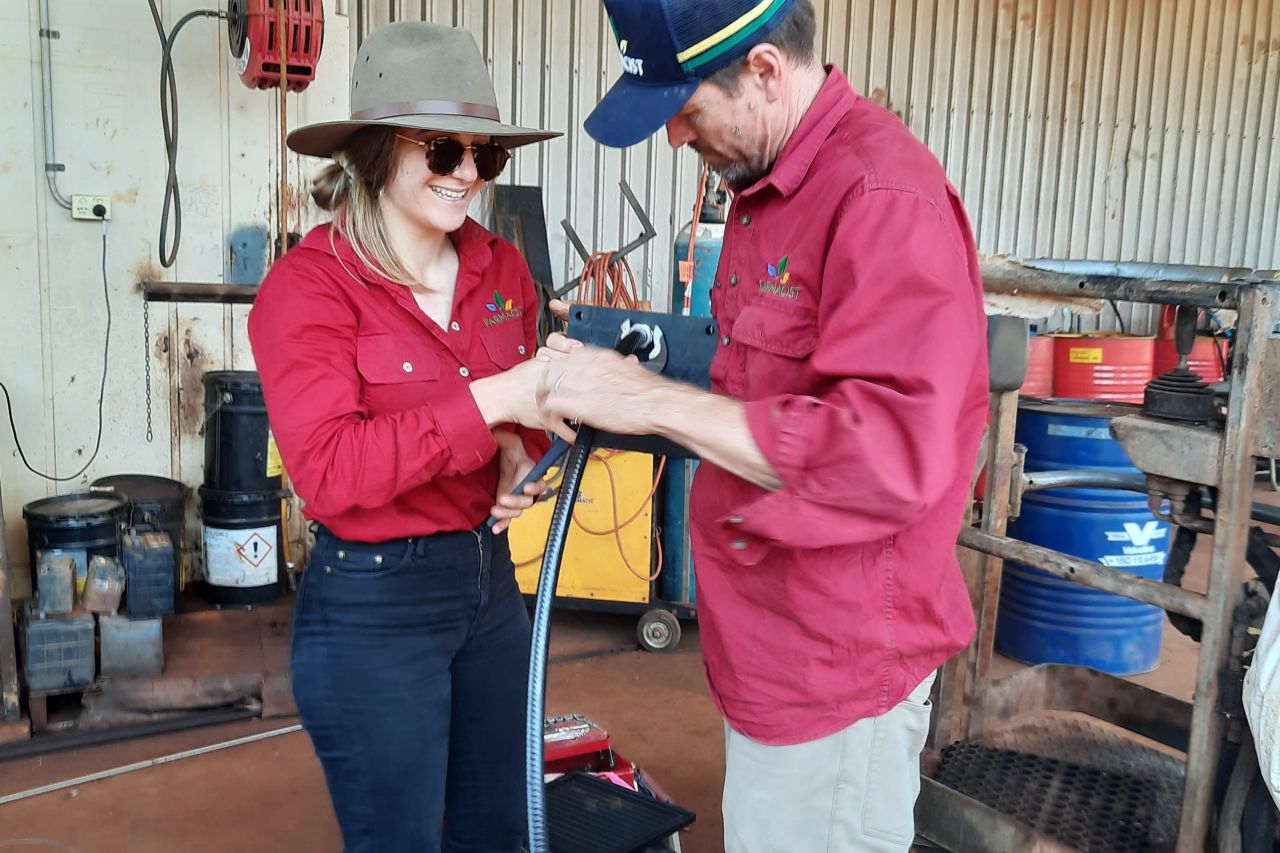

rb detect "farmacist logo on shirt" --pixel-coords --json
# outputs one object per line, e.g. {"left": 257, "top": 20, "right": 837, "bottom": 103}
{"left": 758, "top": 255, "right": 801, "bottom": 300}
{"left": 484, "top": 289, "right": 523, "bottom": 327}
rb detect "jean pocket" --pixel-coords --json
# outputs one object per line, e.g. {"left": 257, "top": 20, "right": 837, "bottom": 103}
{"left": 324, "top": 541, "right": 413, "bottom": 578}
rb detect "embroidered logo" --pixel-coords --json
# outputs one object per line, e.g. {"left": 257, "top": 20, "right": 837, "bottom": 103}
{"left": 758, "top": 255, "right": 800, "bottom": 300}
{"left": 483, "top": 289, "right": 523, "bottom": 327}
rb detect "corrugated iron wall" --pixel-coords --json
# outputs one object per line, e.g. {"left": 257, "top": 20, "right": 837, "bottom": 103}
{"left": 352, "top": 0, "right": 1280, "bottom": 318}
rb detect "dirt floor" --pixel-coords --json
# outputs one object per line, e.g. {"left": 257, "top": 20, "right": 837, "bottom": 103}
{"left": 0, "top": 608, "right": 723, "bottom": 853}
{"left": 0, "top": 481, "right": 1275, "bottom": 853}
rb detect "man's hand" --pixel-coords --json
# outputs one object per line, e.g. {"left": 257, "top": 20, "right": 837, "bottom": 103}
{"left": 542, "top": 299, "right": 781, "bottom": 490}
{"left": 539, "top": 299, "right": 664, "bottom": 435}
{"left": 538, "top": 342, "right": 664, "bottom": 436}
{"left": 489, "top": 429, "right": 548, "bottom": 534}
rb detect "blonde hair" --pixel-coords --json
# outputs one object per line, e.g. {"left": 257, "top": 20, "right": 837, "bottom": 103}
{"left": 311, "top": 128, "right": 501, "bottom": 289}
{"left": 309, "top": 127, "right": 421, "bottom": 287}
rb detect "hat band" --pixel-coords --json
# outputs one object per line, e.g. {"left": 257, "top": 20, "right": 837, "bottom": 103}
{"left": 351, "top": 100, "right": 501, "bottom": 122}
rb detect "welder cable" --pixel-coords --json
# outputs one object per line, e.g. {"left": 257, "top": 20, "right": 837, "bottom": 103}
{"left": 0, "top": 225, "right": 110, "bottom": 481}
{"left": 147, "top": 1, "right": 226, "bottom": 268}
{"left": 525, "top": 423, "right": 595, "bottom": 853}
{"left": 525, "top": 328, "right": 650, "bottom": 853}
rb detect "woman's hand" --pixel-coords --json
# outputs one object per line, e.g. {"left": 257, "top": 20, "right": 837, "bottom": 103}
{"left": 489, "top": 429, "right": 547, "bottom": 534}
{"left": 469, "top": 351, "right": 576, "bottom": 443}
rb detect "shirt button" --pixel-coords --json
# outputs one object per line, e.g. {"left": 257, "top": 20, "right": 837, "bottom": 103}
{"left": 729, "top": 274, "right": 738, "bottom": 286}
{"left": 324, "top": 566, "right": 332, "bottom": 574}
{"left": 374, "top": 555, "right": 383, "bottom": 565}
{"left": 402, "top": 362, "right": 413, "bottom": 373}
{"left": 336, "top": 550, "right": 346, "bottom": 560}
{"left": 731, "top": 539, "right": 748, "bottom": 551}
{"left": 721, "top": 336, "right": 731, "bottom": 346}
{"left": 740, "top": 214, "right": 751, "bottom": 226}
{"left": 713, "top": 279, "right": 721, "bottom": 289}
{"left": 518, "top": 345, "right": 527, "bottom": 355}
{"left": 459, "top": 366, "right": 471, "bottom": 378}
{"left": 450, "top": 321, "right": 460, "bottom": 332}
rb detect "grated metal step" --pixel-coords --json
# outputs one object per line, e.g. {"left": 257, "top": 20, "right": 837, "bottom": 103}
{"left": 934, "top": 742, "right": 1178, "bottom": 852}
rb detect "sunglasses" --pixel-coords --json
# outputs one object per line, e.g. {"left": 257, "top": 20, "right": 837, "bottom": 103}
{"left": 396, "top": 134, "right": 511, "bottom": 182}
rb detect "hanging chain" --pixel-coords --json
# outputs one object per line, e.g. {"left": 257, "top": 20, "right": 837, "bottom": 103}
{"left": 143, "top": 298, "right": 154, "bottom": 443}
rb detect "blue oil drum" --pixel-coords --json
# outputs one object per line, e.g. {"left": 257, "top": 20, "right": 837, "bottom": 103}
{"left": 996, "top": 400, "right": 1169, "bottom": 675}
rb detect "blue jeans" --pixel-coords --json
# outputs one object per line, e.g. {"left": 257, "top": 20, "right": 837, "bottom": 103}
{"left": 291, "top": 524, "right": 530, "bottom": 853}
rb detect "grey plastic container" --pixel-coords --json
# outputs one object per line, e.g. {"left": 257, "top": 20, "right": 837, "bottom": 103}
{"left": 22, "top": 607, "right": 96, "bottom": 691}
{"left": 99, "top": 615, "right": 164, "bottom": 678}
{"left": 35, "top": 556, "right": 75, "bottom": 615}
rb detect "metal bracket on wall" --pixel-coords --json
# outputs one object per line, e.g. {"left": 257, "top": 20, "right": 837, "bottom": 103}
{"left": 556, "top": 180, "right": 657, "bottom": 300}
{"left": 141, "top": 280, "right": 258, "bottom": 305}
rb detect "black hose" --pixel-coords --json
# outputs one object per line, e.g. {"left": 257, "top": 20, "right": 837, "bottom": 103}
{"left": 524, "top": 326, "right": 652, "bottom": 853}
{"left": 147, "top": 2, "right": 226, "bottom": 268}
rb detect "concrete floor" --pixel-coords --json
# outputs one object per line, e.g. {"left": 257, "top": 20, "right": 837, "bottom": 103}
{"left": 1, "top": 482, "right": 1274, "bottom": 852}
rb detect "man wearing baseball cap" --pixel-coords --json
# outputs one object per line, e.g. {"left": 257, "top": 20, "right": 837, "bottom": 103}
{"left": 541, "top": 1, "right": 989, "bottom": 849}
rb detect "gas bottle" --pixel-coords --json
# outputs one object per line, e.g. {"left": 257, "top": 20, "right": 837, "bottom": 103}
{"left": 662, "top": 177, "right": 727, "bottom": 607}
{"left": 671, "top": 180, "right": 727, "bottom": 318}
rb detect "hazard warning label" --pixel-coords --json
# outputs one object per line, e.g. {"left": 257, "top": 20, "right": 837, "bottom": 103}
{"left": 203, "top": 525, "right": 277, "bottom": 587}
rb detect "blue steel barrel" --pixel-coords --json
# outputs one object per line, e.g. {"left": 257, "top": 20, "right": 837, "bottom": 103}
{"left": 996, "top": 399, "right": 1169, "bottom": 675}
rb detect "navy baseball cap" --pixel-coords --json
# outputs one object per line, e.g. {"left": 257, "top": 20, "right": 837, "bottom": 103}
{"left": 585, "top": 0, "right": 798, "bottom": 148}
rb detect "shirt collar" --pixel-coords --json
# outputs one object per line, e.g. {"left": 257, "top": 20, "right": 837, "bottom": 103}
{"left": 299, "top": 216, "right": 496, "bottom": 289}
{"left": 739, "top": 65, "right": 857, "bottom": 200}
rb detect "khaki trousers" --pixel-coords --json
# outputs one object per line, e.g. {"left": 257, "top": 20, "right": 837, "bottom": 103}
{"left": 722, "top": 672, "right": 936, "bottom": 853}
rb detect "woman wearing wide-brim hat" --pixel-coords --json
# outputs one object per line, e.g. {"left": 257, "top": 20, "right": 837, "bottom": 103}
{"left": 247, "top": 21, "right": 567, "bottom": 853}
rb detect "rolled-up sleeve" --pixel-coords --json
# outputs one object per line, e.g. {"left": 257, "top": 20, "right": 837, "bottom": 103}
{"left": 247, "top": 258, "right": 497, "bottom": 518}
{"left": 734, "top": 188, "right": 986, "bottom": 548}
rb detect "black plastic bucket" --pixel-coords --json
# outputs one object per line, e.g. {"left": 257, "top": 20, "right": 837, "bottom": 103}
{"left": 203, "top": 371, "right": 281, "bottom": 493}
{"left": 198, "top": 486, "right": 286, "bottom": 607}
{"left": 91, "top": 474, "right": 190, "bottom": 602}
{"left": 23, "top": 492, "right": 128, "bottom": 596}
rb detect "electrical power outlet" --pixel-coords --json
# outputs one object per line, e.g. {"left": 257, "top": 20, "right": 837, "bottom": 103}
{"left": 71, "top": 195, "right": 111, "bottom": 220}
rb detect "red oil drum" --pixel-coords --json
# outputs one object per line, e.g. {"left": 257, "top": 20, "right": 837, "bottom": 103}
{"left": 1052, "top": 335, "right": 1154, "bottom": 404}
{"left": 1022, "top": 335, "right": 1055, "bottom": 398}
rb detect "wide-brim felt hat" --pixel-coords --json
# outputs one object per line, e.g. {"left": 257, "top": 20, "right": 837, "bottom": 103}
{"left": 288, "top": 21, "right": 560, "bottom": 157}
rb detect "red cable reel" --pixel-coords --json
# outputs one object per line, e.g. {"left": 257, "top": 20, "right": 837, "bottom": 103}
{"left": 226, "top": 0, "right": 324, "bottom": 92}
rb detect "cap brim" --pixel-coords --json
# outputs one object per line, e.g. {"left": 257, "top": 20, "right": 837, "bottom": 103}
{"left": 287, "top": 114, "right": 561, "bottom": 158}
{"left": 584, "top": 75, "right": 701, "bottom": 148}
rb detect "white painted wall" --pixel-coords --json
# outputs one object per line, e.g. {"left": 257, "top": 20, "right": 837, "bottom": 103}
{"left": 1, "top": 0, "right": 350, "bottom": 597}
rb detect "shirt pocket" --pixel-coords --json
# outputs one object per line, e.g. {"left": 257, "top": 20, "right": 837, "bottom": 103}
{"left": 478, "top": 322, "right": 529, "bottom": 373}
{"left": 730, "top": 302, "right": 820, "bottom": 398}
{"left": 355, "top": 333, "right": 442, "bottom": 413}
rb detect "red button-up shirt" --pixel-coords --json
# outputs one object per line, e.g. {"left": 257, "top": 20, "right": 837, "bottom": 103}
{"left": 247, "top": 219, "right": 548, "bottom": 542}
{"left": 689, "top": 67, "right": 988, "bottom": 745}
